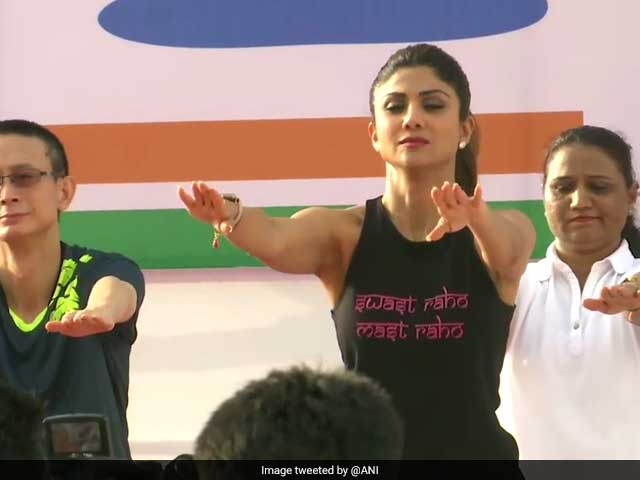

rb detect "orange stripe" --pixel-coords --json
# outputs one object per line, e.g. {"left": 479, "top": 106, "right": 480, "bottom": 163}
{"left": 49, "top": 112, "right": 582, "bottom": 183}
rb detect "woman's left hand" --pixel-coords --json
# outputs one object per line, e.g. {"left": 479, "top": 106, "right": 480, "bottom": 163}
{"left": 426, "top": 182, "right": 485, "bottom": 242}
{"left": 583, "top": 282, "right": 640, "bottom": 325}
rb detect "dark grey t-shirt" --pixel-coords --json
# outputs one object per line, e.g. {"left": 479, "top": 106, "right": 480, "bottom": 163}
{"left": 0, "top": 243, "right": 145, "bottom": 459}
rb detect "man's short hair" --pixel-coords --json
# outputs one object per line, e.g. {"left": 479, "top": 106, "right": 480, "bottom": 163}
{"left": 0, "top": 380, "right": 46, "bottom": 459}
{"left": 0, "top": 119, "right": 69, "bottom": 176}
{"left": 194, "top": 365, "right": 404, "bottom": 460}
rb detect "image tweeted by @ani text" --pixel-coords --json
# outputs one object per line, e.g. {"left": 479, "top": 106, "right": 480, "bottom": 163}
{"left": 261, "top": 464, "right": 381, "bottom": 478}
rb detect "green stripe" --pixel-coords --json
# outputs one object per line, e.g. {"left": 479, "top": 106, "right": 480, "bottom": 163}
{"left": 10, "top": 307, "right": 48, "bottom": 333}
{"left": 61, "top": 202, "right": 553, "bottom": 269}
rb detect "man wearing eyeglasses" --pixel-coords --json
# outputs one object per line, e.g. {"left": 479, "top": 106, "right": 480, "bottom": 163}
{"left": 0, "top": 119, "right": 145, "bottom": 459}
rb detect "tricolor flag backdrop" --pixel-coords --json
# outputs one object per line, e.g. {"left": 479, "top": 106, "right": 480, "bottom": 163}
{"left": 2, "top": 0, "right": 639, "bottom": 458}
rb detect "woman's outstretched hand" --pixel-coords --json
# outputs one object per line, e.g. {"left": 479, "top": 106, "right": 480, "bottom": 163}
{"left": 583, "top": 282, "right": 640, "bottom": 325}
{"left": 426, "top": 182, "right": 485, "bottom": 242}
{"left": 178, "top": 181, "right": 234, "bottom": 234}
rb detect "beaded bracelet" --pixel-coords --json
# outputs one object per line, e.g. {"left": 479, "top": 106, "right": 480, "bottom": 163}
{"left": 212, "top": 194, "right": 243, "bottom": 248}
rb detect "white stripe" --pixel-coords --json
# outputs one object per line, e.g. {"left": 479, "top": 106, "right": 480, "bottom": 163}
{"left": 480, "top": 173, "right": 543, "bottom": 202}
{"left": 70, "top": 174, "right": 543, "bottom": 212}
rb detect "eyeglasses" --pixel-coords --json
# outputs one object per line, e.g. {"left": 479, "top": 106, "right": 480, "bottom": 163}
{"left": 0, "top": 169, "right": 59, "bottom": 189}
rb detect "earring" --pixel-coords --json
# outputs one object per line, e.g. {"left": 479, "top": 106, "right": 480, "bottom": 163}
{"left": 458, "top": 141, "right": 467, "bottom": 149}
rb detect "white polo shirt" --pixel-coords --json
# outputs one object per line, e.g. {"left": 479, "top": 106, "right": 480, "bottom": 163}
{"left": 498, "top": 240, "right": 640, "bottom": 459}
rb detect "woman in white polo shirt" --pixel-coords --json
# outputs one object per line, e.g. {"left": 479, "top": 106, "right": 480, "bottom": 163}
{"left": 500, "top": 125, "right": 640, "bottom": 459}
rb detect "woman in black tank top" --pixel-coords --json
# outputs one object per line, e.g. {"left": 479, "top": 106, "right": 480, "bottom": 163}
{"left": 180, "top": 44, "right": 536, "bottom": 460}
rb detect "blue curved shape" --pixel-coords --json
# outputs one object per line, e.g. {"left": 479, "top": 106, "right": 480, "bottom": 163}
{"left": 98, "top": 0, "right": 548, "bottom": 49}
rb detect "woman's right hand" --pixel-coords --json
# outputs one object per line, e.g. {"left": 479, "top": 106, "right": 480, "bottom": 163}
{"left": 178, "top": 181, "right": 235, "bottom": 234}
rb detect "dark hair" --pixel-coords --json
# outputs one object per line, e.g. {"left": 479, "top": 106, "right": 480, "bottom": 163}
{"left": 0, "top": 119, "right": 69, "bottom": 176}
{"left": 543, "top": 125, "right": 640, "bottom": 256}
{"left": 194, "top": 366, "right": 404, "bottom": 461}
{"left": 369, "top": 43, "right": 478, "bottom": 195}
{"left": 0, "top": 380, "right": 46, "bottom": 459}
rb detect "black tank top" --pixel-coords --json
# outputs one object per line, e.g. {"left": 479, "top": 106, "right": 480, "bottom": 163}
{"left": 332, "top": 197, "right": 518, "bottom": 459}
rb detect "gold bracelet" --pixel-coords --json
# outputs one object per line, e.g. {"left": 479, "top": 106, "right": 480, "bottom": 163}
{"left": 623, "top": 272, "right": 640, "bottom": 285}
{"left": 212, "top": 194, "right": 243, "bottom": 248}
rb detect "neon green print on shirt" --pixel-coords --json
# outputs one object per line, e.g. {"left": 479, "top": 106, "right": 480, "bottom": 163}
{"left": 11, "top": 253, "right": 95, "bottom": 331}
{"left": 49, "top": 254, "right": 93, "bottom": 322}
